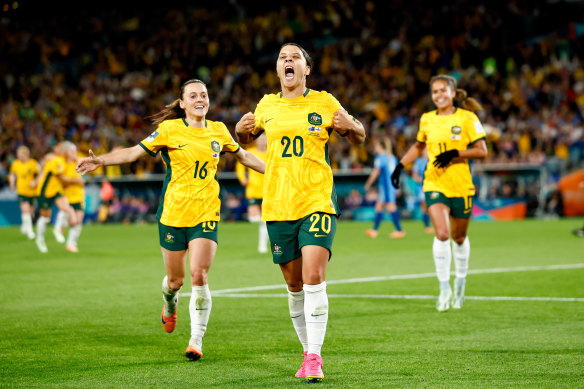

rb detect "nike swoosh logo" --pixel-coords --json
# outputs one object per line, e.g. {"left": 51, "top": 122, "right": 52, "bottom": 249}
{"left": 161, "top": 315, "right": 168, "bottom": 324}
{"left": 178, "top": 144, "right": 188, "bottom": 148}
{"left": 290, "top": 314, "right": 302, "bottom": 319}
{"left": 314, "top": 234, "right": 327, "bottom": 237}
{"left": 265, "top": 118, "right": 275, "bottom": 123}
{"left": 195, "top": 308, "right": 209, "bottom": 311}
{"left": 311, "top": 313, "right": 327, "bottom": 317}
{"left": 203, "top": 229, "right": 215, "bottom": 233}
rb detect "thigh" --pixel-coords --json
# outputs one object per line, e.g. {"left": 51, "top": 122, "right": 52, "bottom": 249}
{"left": 188, "top": 237, "right": 218, "bottom": 282}
{"left": 300, "top": 245, "right": 329, "bottom": 285}
{"left": 450, "top": 217, "right": 470, "bottom": 243}
{"left": 279, "top": 257, "right": 304, "bottom": 291}
{"left": 427, "top": 202, "right": 450, "bottom": 239}
{"left": 161, "top": 247, "right": 187, "bottom": 283}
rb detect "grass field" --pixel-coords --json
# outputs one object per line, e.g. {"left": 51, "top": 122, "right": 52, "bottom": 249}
{"left": 1, "top": 218, "right": 583, "bottom": 388}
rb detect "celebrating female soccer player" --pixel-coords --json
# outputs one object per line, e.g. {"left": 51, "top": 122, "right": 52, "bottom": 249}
{"left": 9, "top": 145, "right": 39, "bottom": 240}
{"left": 76, "top": 79, "right": 265, "bottom": 361}
{"left": 364, "top": 137, "right": 405, "bottom": 239}
{"left": 236, "top": 43, "right": 365, "bottom": 382}
{"left": 391, "top": 74, "right": 487, "bottom": 312}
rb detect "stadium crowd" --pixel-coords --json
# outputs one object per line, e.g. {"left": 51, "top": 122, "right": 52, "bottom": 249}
{"left": 1, "top": 1, "right": 583, "bottom": 215}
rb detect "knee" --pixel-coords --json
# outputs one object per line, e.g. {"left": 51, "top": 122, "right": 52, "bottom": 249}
{"left": 167, "top": 276, "right": 184, "bottom": 291}
{"left": 190, "top": 268, "right": 209, "bottom": 286}
{"left": 303, "top": 269, "right": 325, "bottom": 285}
{"left": 452, "top": 236, "right": 467, "bottom": 245}
{"left": 435, "top": 229, "right": 450, "bottom": 241}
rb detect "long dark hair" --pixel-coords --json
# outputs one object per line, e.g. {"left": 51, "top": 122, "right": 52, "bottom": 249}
{"left": 430, "top": 75, "right": 483, "bottom": 112}
{"left": 148, "top": 79, "right": 207, "bottom": 125}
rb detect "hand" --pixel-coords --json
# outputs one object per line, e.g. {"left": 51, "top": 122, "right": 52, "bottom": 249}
{"left": 391, "top": 163, "right": 404, "bottom": 189}
{"left": 235, "top": 112, "right": 256, "bottom": 135}
{"left": 333, "top": 109, "right": 353, "bottom": 131}
{"left": 433, "top": 150, "right": 459, "bottom": 168}
{"left": 76, "top": 150, "right": 103, "bottom": 175}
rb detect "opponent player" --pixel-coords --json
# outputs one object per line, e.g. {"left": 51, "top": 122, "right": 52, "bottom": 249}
{"left": 76, "top": 79, "right": 265, "bottom": 361}
{"left": 236, "top": 43, "right": 365, "bottom": 382}
{"left": 411, "top": 151, "right": 434, "bottom": 234}
{"left": 235, "top": 132, "right": 269, "bottom": 253}
{"left": 391, "top": 74, "right": 487, "bottom": 311}
{"left": 363, "top": 137, "right": 405, "bottom": 239}
{"left": 9, "top": 145, "right": 39, "bottom": 239}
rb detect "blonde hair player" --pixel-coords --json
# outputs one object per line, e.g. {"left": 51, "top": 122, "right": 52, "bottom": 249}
{"left": 391, "top": 74, "right": 487, "bottom": 312}
{"left": 236, "top": 43, "right": 365, "bottom": 382}
{"left": 77, "top": 79, "right": 265, "bottom": 361}
{"left": 235, "top": 132, "right": 269, "bottom": 253}
{"left": 9, "top": 145, "right": 39, "bottom": 240}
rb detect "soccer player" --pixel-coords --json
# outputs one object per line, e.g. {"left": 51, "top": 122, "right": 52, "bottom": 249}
{"left": 34, "top": 142, "right": 79, "bottom": 253}
{"left": 235, "top": 132, "right": 269, "bottom": 253}
{"left": 76, "top": 79, "right": 265, "bottom": 361}
{"left": 54, "top": 142, "right": 86, "bottom": 253}
{"left": 235, "top": 43, "right": 365, "bottom": 382}
{"left": 411, "top": 151, "right": 434, "bottom": 234}
{"left": 391, "top": 74, "right": 487, "bottom": 312}
{"left": 363, "top": 137, "right": 405, "bottom": 239}
{"left": 9, "top": 145, "right": 39, "bottom": 240}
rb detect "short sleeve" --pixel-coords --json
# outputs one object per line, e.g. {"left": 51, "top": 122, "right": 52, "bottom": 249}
{"left": 9, "top": 162, "right": 17, "bottom": 174}
{"left": 220, "top": 123, "right": 241, "bottom": 153}
{"left": 373, "top": 155, "right": 382, "bottom": 169}
{"left": 466, "top": 112, "right": 486, "bottom": 144}
{"left": 416, "top": 114, "right": 428, "bottom": 143}
{"left": 251, "top": 95, "right": 269, "bottom": 137}
{"left": 139, "top": 123, "right": 168, "bottom": 157}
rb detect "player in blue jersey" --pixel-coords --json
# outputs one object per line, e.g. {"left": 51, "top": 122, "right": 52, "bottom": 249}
{"left": 364, "top": 137, "right": 405, "bottom": 238}
{"left": 411, "top": 151, "right": 434, "bottom": 234}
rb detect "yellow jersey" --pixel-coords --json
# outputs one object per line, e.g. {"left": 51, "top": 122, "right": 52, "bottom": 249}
{"left": 139, "top": 118, "right": 240, "bottom": 227}
{"left": 63, "top": 160, "right": 85, "bottom": 204}
{"left": 252, "top": 88, "right": 345, "bottom": 220}
{"left": 10, "top": 159, "right": 39, "bottom": 197}
{"left": 417, "top": 108, "right": 486, "bottom": 198}
{"left": 37, "top": 155, "right": 66, "bottom": 198}
{"left": 235, "top": 146, "right": 267, "bottom": 200}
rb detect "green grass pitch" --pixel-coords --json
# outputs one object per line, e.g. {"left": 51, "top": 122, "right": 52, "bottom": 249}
{"left": 1, "top": 218, "right": 583, "bottom": 388}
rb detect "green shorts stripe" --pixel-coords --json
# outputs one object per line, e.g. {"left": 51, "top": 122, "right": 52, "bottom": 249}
{"left": 425, "top": 191, "right": 473, "bottom": 219}
{"left": 266, "top": 212, "right": 337, "bottom": 264}
{"left": 158, "top": 221, "right": 218, "bottom": 251}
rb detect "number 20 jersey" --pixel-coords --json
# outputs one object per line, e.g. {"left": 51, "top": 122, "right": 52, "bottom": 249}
{"left": 252, "top": 89, "right": 343, "bottom": 221}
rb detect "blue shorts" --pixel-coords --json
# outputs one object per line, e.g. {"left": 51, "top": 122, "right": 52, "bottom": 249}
{"left": 378, "top": 183, "right": 396, "bottom": 203}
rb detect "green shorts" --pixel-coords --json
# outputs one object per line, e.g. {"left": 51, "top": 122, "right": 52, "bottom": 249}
{"left": 425, "top": 191, "right": 473, "bottom": 219}
{"left": 70, "top": 202, "right": 85, "bottom": 211}
{"left": 37, "top": 194, "right": 61, "bottom": 210}
{"left": 18, "top": 195, "right": 35, "bottom": 205}
{"left": 266, "top": 212, "right": 337, "bottom": 264}
{"left": 247, "top": 198, "right": 262, "bottom": 206}
{"left": 158, "top": 221, "right": 218, "bottom": 251}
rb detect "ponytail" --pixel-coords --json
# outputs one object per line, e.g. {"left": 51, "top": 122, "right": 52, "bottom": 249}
{"left": 147, "top": 78, "right": 207, "bottom": 126}
{"left": 431, "top": 75, "right": 483, "bottom": 112}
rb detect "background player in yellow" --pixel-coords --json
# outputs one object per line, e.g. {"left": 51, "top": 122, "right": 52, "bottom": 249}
{"left": 33, "top": 142, "right": 80, "bottom": 253}
{"left": 235, "top": 132, "right": 268, "bottom": 253}
{"left": 54, "top": 142, "right": 86, "bottom": 253}
{"left": 9, "top": 145, "right": 39, "bottom": 240}
{"left": 391, "top": 74, "right": 488, "bottom": 312}
{"left": 76, "top": 79, "right": 265, "bottom": 361}
{"left": 236, "top": 43, "right": 365, "bottom": 382}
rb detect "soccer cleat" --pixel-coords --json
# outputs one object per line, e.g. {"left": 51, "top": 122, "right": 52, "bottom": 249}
{"left": 53, "top": 228, "right": 65, "bottom": 244}
{"left": 365, "top": 229, "right": 379, "bottom": 238}
{"left": 452, "top": 278, "right": 466, "bottom": 309}
{"left": 27, "top": 230, "right": 36, "bottom": 240}
{"left": 436, "top": 287, "right": 452, "bottom": 312}
{"left": 185, "top": 344, "right": 203, "bottom": 361}
{"left": 305, "top": 353, "right": 324, "bottom": 382}
{"left": 295, "top": 351, "right": 308, "bottom": 378}
{"left": 36, "top": 238, "right": 48, "bottom": 253}
{"left": 389, "top": 230, "right": 406, "bottom": 239}
{"left": 66, "top": 245, "right": 79, "bottom": 253}
{"left": 161, "top": 295, "right": 179, "bottom": 333}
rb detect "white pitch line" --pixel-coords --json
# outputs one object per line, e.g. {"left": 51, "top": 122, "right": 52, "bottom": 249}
{"left": 202, "top": 263, "right": 584, "bottom": 295}
{"left": 204, "top": 293, "right": 584, "bottom": 302}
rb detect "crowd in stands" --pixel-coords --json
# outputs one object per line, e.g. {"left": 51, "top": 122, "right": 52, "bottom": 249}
{"left": 1, "top": 1, "right": 583, "bottom": 219}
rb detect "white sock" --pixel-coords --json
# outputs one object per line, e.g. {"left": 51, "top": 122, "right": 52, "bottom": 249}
{"left": 433, "top": 237, "right": 452, "bottom": 288}
{"left": 249, "top": 215, "right": 261, "bottom": 223}
{"left": 259, "top": 221, "right": 269, "bottom": 250}
{"left": 162, "top": 275, "right": 180, "bottom": 316}
{"left": 304, "top": 282, "right": 328, "bottom": 356}
{"left": 189, "top": 284, "right": 212, "bottom": 350}
{"left": 55, "top": 211, "right": 68, "bottom": 232}
{"left": 66, "top": 225, "right": 82, "bottom": 247}
{"left": 453, "top": 236, "right": 470, "bottom": 279}
{"left": 288, "top": 289, "right": 308, "bottom": 352}
{"left": 22, "top": 214, "right": 33, "bottom": 234}
{"left": 36, "top": 216, "right": 50, "bottom": 241}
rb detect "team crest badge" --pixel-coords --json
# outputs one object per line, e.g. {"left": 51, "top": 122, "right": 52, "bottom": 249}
{"left": 431, "top": 192, "right": 440, "bottom": 199}
{"left": 164, "top": 232, "right": 175, "bottom": 243}
{"left": 272, "top": 243, "right": 283, "bottom": 255}
{"left": 451, "top": 126, "right": 462, "bottom": 135}
{"left": 211, "top": 140, "right": 220, "bottom": 153}
{"left": 308, "top": 112, "right": 322, "bottom": 125}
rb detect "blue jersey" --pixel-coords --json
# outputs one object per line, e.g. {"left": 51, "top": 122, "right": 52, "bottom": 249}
{"left": 374, "top": 153, "right": 398, "bottom": 203}
{"left": 412, "top": 157, "right": 428, "bottom": 201}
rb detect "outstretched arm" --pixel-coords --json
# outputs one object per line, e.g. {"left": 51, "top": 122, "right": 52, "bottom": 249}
{"left": 234, "top": 148, "right": 265, "bottom": 174}
{"left": 76, "top": 145, "right": 146, "bottom": 175}
{"left": 333, "top": 109, "right": 366, "bottom": 145}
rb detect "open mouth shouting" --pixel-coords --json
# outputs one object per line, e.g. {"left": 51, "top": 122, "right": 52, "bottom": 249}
{"left": 284, "top": 65, "right": 295, "bottom": 81}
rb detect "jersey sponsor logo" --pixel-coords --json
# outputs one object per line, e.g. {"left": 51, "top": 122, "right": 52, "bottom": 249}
{"left": 164, "top": 232, "right": 175, "bottom": 243}
{"left": 308, "top": 112, "right": 322, "bottom": 125}
{"left": 451, "top": 126, "right": 462, "bottom": 135}
{"left": 211, "top": 140, "right": 220, "bottom": 153}
{"left": 272, "top": 243, "right": 283, "bottom": 255}
{"left": 146, "top": 131, "right": 159, "bottom": 142}
{"left": 307, "top": 126, "right": 322, "bottom": 136}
